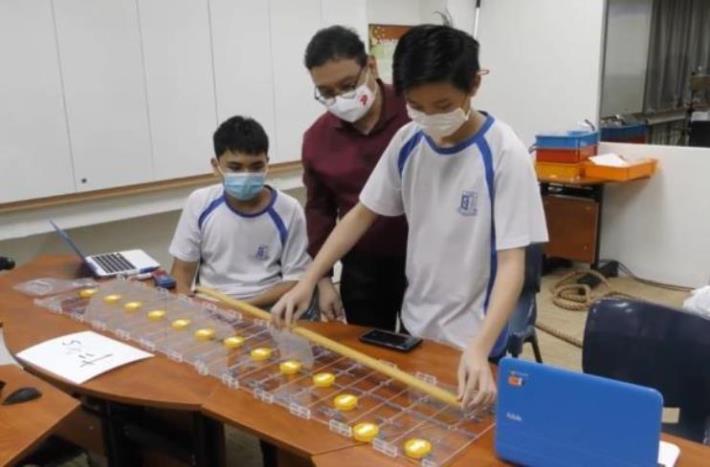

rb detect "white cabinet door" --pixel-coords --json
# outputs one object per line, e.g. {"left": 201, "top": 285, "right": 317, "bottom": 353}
{"left": 0, "top": 0, "right": 74, "bottom": 203}
{"left": 476, "top": 0, "right": 606, "bottom": 145}
{"left": 138, "top": 0, "right": 217, "bottom": 180}
{"left": 270, "top": 0, "right": 325, "bottom": 163}
{"left": 209, "top": 0, "right": 277, "bottom": 158}
{"left": 53, "top": 0, "right": 153, "bottom": 191}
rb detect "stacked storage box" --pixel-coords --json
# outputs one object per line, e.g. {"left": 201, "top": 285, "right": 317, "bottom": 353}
{"left": 534, "top": 130, "right": 599, "bottom": 182}
{"left": 600, "top": 122, "right": 648, "bottom": 144}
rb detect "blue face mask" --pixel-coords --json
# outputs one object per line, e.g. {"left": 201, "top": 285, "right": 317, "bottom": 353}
{"left": 222, "top": 171, "right": 266, "bottom": 201}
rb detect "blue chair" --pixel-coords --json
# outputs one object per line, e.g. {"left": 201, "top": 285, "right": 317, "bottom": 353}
{"left": 583, "top": 298, "right": 710, "bottom": 444}
{"left": 505, "top": 243, "right": 544, "bottom": 363}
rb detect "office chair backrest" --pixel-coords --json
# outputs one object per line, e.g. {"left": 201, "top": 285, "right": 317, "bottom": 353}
{"left": 523, "top": 243, "right": 543, "bottom": 294}
{"left": 583, "top": 298, "right": 710, "bottom": 413}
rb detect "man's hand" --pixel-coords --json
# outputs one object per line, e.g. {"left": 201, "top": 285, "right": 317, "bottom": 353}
{"left": 271, "top": 280, "right": 316, "bottom": 328}
{"left": 457, "top": 342, "right": 497, "bottom": 411}
{"left": 317, "top": 277, "right": 345, "bottom": 322}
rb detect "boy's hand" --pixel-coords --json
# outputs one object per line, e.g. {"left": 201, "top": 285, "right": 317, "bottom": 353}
{"left": 317, "top": 277, "right": 345, "bottom": 322}
{"left": 271, "top": 280, "right": 316, "bottom": 328}
{"left": 457, "top": 342, "right": 497, "bottom": 411}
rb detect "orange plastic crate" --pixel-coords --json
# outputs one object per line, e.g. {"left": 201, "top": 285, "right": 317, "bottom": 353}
{"left": 584, "top": 158, "right": 657, "bottom": 181}
{"left": 536, "top": 144, "right": 597, "bottom": 163}
{"left": 535, "top": 161, "right": 585, "bottom": 182}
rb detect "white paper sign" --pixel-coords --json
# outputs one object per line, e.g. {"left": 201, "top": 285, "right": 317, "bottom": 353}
{"left": 589, "top": 153, "right": 630, "bottom": 167}
{"left": 658, "top": 441, "right": 680, "bottom": 467}
{"left": 16, "top": 331, "right": 153, "bottom": 384}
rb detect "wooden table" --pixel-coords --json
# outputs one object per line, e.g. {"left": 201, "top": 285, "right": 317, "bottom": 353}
{"left": 204, "top": 321, "right": 502, "bottom": 466}
{"left": 1, "top": 255, "right": 709, "bottom": 466}
{"left": 0, "top": 256, "right": 222, "bottom": 466}
{"left": 0, "top": 364, "right": 80, "bottom": 466}
{"left": 0, "top": 256, "right": 218, "bottom": 410}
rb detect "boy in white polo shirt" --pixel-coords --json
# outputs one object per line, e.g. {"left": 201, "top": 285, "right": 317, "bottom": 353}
{"left": 272, "top": 25, "right": 547, "bottom": 409}
{"left": 169, "top": 116, "right": 310, "bottom": 308}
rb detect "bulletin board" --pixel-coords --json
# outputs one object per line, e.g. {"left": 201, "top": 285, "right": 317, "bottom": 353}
{"left": 368, "top": 24, "right": 411, "bottom": 83}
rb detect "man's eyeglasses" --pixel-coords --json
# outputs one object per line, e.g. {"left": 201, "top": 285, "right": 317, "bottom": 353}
{"left": 314, "top": 67, "right": 368, "bottom": 106}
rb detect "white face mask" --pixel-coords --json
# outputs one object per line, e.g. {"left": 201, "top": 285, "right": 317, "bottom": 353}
{"left": 407, "top": 105, "right": 471, "bottom": 140}
{"left": 324, "top": 78, "right": 376, "bottom": 123}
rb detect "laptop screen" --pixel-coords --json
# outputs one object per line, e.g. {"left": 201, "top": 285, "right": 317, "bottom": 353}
{"left": 496, "top": 357, "right": 663, "bottom": 467}
{"left": 49, "top": 220, "right": 88, "bottom": 261}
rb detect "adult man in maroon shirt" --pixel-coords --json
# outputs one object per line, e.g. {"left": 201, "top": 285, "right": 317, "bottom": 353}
{"left": 301, "top": 26, "right": 409, "bottom": 331}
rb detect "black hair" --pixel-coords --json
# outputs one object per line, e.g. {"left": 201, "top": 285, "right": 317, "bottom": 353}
{"left": 213, "top": 116, "right": 269, "bottom": 158}
{"left": 392, "top": 25, "right": 480, "bottom": 95}
{"left": 304, "top": 25, "right": 367, "bottom": 69}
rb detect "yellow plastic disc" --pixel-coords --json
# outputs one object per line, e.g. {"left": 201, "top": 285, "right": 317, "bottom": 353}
{"left": 250, "top": 347, "right": 272, "bottom": 362}
{"left": 352, "top": 422, "right": 379, "bottom": 443}
{"left": 123, "top": 301, "right": 143, "bottom": 312}
{"left": 279, "top": 360, "right": 302, "bottom": 376}
{"left": 194, "top": 328, "right": 215, "bottom": 341}
{"left": 333, "top": 393, "right": 358, "bottom": 411}
{"left": 171, "top": 318, "right": 191, "bottom": 330}
{"left": 223, "top": 336, "right": 245, "bottom": 349}
{"left": 313, "top": 372, "right": 335, "bottom": 388}
{"left": 147, "top": 309, "right": 166, "bottom": 321}
{"left": 103, "top": 294, "right": 122, "bottom": 304}
{"left": 404, "top": 438, "right": 432, "bottom": 460}
{"left": 78, "top": 288, "right": 98, "bottom": 299}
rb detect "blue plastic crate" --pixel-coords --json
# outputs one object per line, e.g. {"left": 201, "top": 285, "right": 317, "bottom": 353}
{"left": 601, "top": 123, "right": 647, "bottom": 140}
{"left": 535, "top": 130, "right": 599, "bottom": 149}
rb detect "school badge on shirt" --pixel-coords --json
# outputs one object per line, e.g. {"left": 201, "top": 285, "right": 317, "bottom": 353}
{"left": 457, "top": 190, "right": 478, "bottom": 216}
{"left": 255, "top": 245, "right": 269, "bottom": 260}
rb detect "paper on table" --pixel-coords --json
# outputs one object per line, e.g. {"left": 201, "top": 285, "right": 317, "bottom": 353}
{"left": 589, "top": 153, "right": 630, "bottom": 167}
{"left": 16, "top": 331, "right": 153, "bottom": 384}
{"left": 658, "top": 440, "right": 680, "bottom": 467}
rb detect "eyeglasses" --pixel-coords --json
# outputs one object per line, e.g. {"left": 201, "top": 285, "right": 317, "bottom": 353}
{"left": 314, "top": 67, "right": 368, "bottom": 106}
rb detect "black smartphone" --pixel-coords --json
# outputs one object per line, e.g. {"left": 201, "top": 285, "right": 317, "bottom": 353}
{"left": 359, "top": 329, "right": 422, "bottom": 352}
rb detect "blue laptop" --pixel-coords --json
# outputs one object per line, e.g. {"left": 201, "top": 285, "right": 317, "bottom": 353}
{"left": 496, "top": 357, "right": 663, "bottom": 467}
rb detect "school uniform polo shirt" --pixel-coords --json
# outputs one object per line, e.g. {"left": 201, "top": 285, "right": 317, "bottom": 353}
{"left": 360, "top": 115, "right": 548, "bottom": 351}
{"left": 169, "top": 184, "right": 311, "bottom": 299}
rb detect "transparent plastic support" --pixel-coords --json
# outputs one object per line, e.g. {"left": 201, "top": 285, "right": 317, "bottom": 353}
{"left": 15, "top": 277, "right": 98, "bottom": 297}
{"left": 31, "top": 278, "right": 495, "bottom": 465}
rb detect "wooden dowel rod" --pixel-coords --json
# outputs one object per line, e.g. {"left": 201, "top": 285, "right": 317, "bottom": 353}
{"left": 195, "top": 286, "right": 461, "bottom": 408}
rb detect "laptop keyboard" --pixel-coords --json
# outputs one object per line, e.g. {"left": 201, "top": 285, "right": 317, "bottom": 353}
{"left": 93, "top": 253, "right": 136, "bottom": 273}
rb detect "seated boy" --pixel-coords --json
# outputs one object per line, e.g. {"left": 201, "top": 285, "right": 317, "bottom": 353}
{"left": 272, "top": 25, "right": 548, "bottom": 409}
{"left": 169, "top": 116, "right": 310, "bottom": 308}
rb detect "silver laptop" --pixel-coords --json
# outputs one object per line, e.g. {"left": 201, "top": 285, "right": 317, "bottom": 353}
{"left": 50, "top": 220, "right": 160, "bottom": 278}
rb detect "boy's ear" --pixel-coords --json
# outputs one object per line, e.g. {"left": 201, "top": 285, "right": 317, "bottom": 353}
{"left": 210, "top": 158, "right": 221, "bottom": 177}
{"left": 469, "top": 73, "right": 482, "bottom": 98}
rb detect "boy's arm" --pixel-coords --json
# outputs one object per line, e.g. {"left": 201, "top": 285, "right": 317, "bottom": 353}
{"left": 170, "top": 258, "right": 199, "bottom": 295}
{"left": 273, "top": 128, "right": 406, "bottom": 326}
{"left": 168, "top": 190, "right": 204, "bottom": 295}
{"left": 244, "top": 281, "right": 297, "bottom": 308}
{"left": 271, "top": 202, "right": 379, "bottom": 326}
{"left": 458, "top": 247, "right": 525, "bottom": 409}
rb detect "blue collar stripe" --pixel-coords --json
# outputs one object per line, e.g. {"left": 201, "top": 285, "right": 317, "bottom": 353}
{"left": 266, "top": 208, "right": 288, "bottom": 246}
{"left": 198, "top": 196, "right": 226, "bottom": 230}
{"left": 397, "top": 130, "right": 425, "bottom": 176}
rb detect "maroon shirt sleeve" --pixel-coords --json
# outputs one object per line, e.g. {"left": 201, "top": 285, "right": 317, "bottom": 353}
{"left": 302, "top": 138, "right": 337, "bottom": 259}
